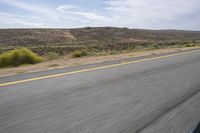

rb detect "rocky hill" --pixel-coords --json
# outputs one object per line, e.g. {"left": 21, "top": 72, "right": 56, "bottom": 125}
{"left": 0, "top": 27, "right": 200, "bottom": 55}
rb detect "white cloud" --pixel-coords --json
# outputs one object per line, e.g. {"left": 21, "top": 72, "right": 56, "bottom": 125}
{"left": 0, "top": 11, "right": 86, "bottom": 28}
{"left": 0, "top": 0, "right": 60, "bottom": 28}
{"left": 69, "top": 12, "right": 108, "bottom": 22}
{"left": 0, "top": 0, "right": 55, "bottom": 15}
{"left": 101, "top": 0, "right": 200, "bottom": 29}
{"left": 57, "top": 5, "right": 108, "bottom": 22}
{"left": 0, "top": 0, "right": 199, "bottom": 30}
{"left": 56, "top": 0, "right": 200, "bottom": 30}
{"left": 57, "top": 5, "right": 77, "bottom": 13}
{"left": 0, "top": 12, "right": 50, "bottom": 28}
{"left": 105, "top": 0, "right": 200, "bottom": 20}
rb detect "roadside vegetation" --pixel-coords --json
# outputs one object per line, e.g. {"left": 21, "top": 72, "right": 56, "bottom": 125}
{"left": 0, "top": 41, "right": 199, "bottom": 68}
{"left": 72, "top": 50, "right": 88, "bottom": 58}
{"left": 69, "top": 41, "right": 200, "bottom": 57}
{"left": 43, "top": 52, "right": 59, "bottom": 60}
{"left": 0, "top": 28, "right": 200, "bottom": 68}
{"left": 0, "top": 48, "right": 43, "bottom": 68}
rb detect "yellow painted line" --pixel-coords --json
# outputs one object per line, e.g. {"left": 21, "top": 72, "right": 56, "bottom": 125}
{"left": 0, "top": 49, "right": 200, "bottom": 87}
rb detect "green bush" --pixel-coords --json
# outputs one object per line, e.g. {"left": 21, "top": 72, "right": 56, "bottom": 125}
{"left": 152, "top": 44, "right": 159, "bottom": 49}
{"left": 184, "top": 44, "right": 192, "bottom": 47}
{"left": 0, "top": 48, "right": 43, "bottom": 68}
{"left": 43, "top": 52, "right": 59, "bottom": 60}
{"left": 72, "top": 50, "right": 88, "bottom": 58}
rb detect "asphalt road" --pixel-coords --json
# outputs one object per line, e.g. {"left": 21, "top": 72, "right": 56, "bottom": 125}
{"left": 0, "top": 50, "right": 200, "bottom": 133}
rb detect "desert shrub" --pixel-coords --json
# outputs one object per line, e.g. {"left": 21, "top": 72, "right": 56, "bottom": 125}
{"left": 109, "top": 51, "right": 119, "bottom": 54}
{"left": 184, "top": 44, "right": 192, "bottom": 47}
{"left": 72, "top": 50, "right": 88, "bottom": 58}
{"left": 192, "top": 40, "right": 196, "bottom": 43}
{"left": 152, "top": 44, "right": 159, "bottom": 49}
{"left": 43, "top": 52, "right": 59, "bottom": 60}
{"left": 0, "top": 48, "right": 43, "bottom": 68}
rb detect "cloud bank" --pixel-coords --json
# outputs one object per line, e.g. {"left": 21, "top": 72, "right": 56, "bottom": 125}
{"left": 0, "top": 0, "right": 200, "bottom": 30}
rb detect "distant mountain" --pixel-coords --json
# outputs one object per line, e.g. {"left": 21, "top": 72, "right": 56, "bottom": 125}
{"left": 0, "top": 27, "right": 200, "bottom": 46}
{"left": 0, "top": 27, "right": 200, "bottom": 55}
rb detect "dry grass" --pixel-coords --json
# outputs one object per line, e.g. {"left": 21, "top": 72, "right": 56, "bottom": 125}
{"left": 0, "top": 46, "right": 199, "bottom": 77}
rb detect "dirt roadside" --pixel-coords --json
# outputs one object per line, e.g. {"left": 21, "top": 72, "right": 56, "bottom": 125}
{"left": 0, "top": 47, "right": 199, "bottom": 77}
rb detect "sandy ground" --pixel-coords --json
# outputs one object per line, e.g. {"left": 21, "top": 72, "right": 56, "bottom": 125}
{"left": 0, "top": 47, "right": 199, "bottom": 77}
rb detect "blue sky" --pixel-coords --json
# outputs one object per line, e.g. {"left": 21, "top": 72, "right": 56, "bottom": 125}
{"left": 0, "top": 0, "right": 200, "bottom": 30}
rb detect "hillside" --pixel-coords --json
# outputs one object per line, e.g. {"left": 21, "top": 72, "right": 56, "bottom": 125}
{"left": 0, "top": 27, "right": 200, "bottom": 55}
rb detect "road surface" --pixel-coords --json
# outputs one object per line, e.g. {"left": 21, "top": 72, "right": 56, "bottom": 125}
{"left": 0, "top": 50, "right": 200, "bottom": 133}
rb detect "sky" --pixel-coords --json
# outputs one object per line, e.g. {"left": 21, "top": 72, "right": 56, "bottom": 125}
{"left": 0, "top": 0, "right": 200, "bottom": 30}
